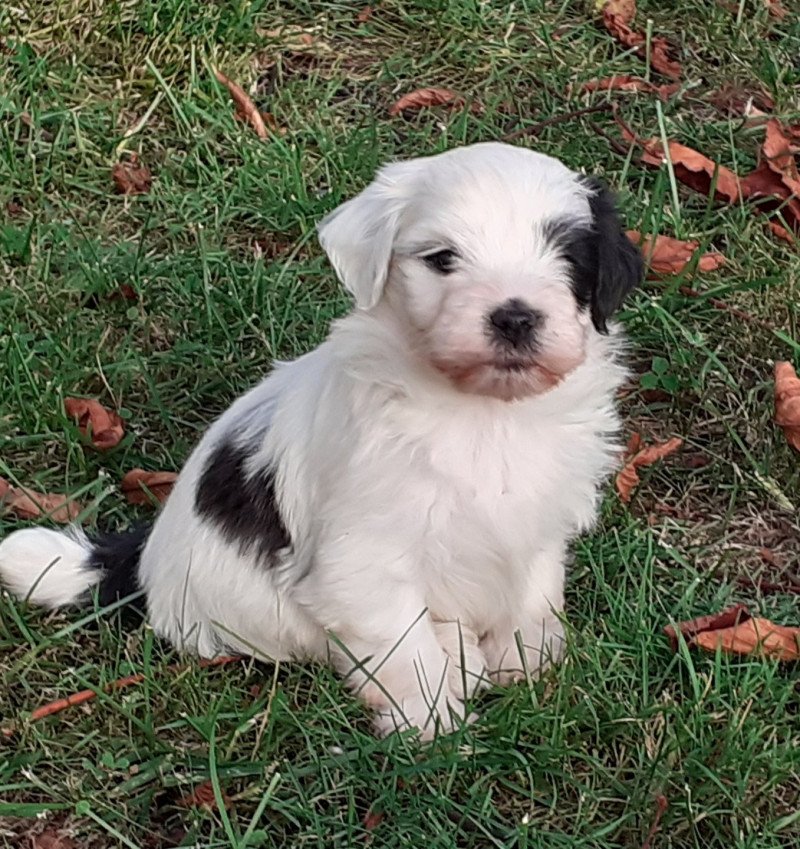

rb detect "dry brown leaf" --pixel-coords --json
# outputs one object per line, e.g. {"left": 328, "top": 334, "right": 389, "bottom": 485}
{"left": 601, "top": 9, "right": 681, "bottom": 80}
{"left": 764, "top": 0, "right": 788, "bottom": 19}
{"left": 0, "top": 477, "right": 82, "bottom": 524}
{"left": 356, "top": 4, "right": 376, "bottom": 22}
{"left": 65, "top": 397, "right": 124, "bottom": 451}
{"left": 707, "top": 83, "right": 775, "bottom": 117}
{"left": 31, "top": 830, "right": 78, "bottom": 849}
{"left": 640, "top": 138, "right": 740, "bottom": 203}
{"left": 616, "top": 436, "right": 683, "bottom": 502}
{"left": 693, "top": 617, "right": 800, "bottom": 661}
{"left": 213, "top": 68, "right": 268, "bottom": 139}
{"left": 581, "top": 76, "right": 679, "bottom": 101}
{"left": 178, "top": 780, "right": 232, "bottom": 811}
{"left": 762, "top": 118, "right": 800, "bottom": 194}
{"left": 121, "top": 469, "right": 178, "bottom": 505}
{"left": 602, "top": 0, "right": 637, "bottom": 25}
{"left": 768, "top": 221, "right": 795, "bottom": 244}
{"left": 774, "top": 361, "right": 800, "bottom": 452}
{"left": 363, "top": 809, "right": 385, "bottom": 830}
{"left": 664, "top": 603, "right": 751, "bottom": 651}
{"left": 740, "top": 161, "right": 800, "bottom": 231}
{"left": 627, "top": 231, "right": 725, "bottom": 276}
{"left": 112, "top": 156, "right": 152, "bottom": 195}
{"left": 388, "top": 88, "right": 478, "bottom": 117}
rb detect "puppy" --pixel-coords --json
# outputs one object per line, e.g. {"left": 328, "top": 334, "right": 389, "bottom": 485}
{"left": 0, "top": 142, "right": 642, "bottom": 739}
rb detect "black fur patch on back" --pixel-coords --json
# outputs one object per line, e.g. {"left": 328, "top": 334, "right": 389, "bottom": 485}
{"left": 194, "top": 439, "right": 291, "bottom": 564}
{"left": 89, "top": 523, "right": 151, "bottom": 606}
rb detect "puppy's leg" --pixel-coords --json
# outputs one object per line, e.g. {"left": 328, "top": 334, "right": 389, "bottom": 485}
{"left": 300, "top": 551, "right": 471, "bottom": 740}
{"left": 432, "top": 620, "right": 490, "bottom": 699}
{"left": 481, "top": 543, "right": 567, "bottom": 686}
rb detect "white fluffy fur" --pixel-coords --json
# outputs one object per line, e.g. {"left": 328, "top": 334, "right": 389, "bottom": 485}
{"left": 0, "top": 142, "right": 631, "bottom": 739}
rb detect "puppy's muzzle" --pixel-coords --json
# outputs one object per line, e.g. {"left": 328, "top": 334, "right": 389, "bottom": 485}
{"left": 488, "top": 299, "right": 544, "bottom": 351}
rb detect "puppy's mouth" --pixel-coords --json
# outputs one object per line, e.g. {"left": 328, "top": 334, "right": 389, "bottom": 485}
{"left": 431, "top": 356, "right": 565, "bottom": 400}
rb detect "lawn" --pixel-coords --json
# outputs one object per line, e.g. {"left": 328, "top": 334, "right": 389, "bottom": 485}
{"left": 1, "top": 1, "right": 799, "bottom": 847}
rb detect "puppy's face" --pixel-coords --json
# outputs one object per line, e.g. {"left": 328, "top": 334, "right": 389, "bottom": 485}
{"left": 319, "top": 142, "right": 643, "bottom": 401}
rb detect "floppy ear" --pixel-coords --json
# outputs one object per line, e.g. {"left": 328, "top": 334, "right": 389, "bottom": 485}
{"left": 317, "top": 161, "right": 414, "bottom": 310}
{"left": 580, "top": 176, "right": 643, "bottom": 333}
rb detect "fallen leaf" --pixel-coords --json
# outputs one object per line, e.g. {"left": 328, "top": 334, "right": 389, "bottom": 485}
{"left": 774, "top": 361, "right": 800, "bottom": 452}
{"left": 762, "top": 118, "right": 800, "bottom": 195}
{"left": 601, "top": 9, "right": 681, "bottom": 80}
{"left": 110, "top": 283, "right": 139, "bottom": 302}
{"left": 764, "top": 0, "right": 788, "bottom": 19}
{"left": 0, "top": 477, "right": 82, "bottom": 524}
{"left": 693, "top": 616, "right": 800, "bottom": 661}
{"left": 622, "top": 129, "right": 740, "bottom": 203}
{"left": 6, "top": 199, "right": 24, "bottom": 217}
{"left": 178, "top": 780, "right": 232, "bottom": 811}
{"left": 600, "top": 0, "right": 637, "bottom": 25}
{"left": 616, "top": 436, "right": 683, "bottom": 502}
{"left": 707, "top": 83, "right": 774, "bottom": 117}
{"left": 121, "top": 469, "right": 178, "bottom": 505}
{"left": 31, "top": 830, "right": 78, "bottom": 849}
{"left": 363, "top": 808, "right": 385, "bottom": 830}
{"left": 768, "top": 221, "right": 795, "bottom": 244}
{"left": 581, "top": 76, "right": 679, "bottom": 101}
{"left": 356, "top": 4, "right": 376, "bottom": 22}
{"left": 112, "top": 155, "right": 152, "bottom": 195}
{"left": 664, "top": 603, "right": 751, "bottom": 651}
{"left": 65, "top": 397, "right": 124, "bottom": 451}
{"left": 627, "top": 231, "right": 725, "bottom": 276}
{"left": 388, "top": 87, "right": 478, "bottom": 117}
{"left": 213, "top": 68, "right": 268, "bottom": 139}
{"left": 740, "top": 161, "right": 800, "bottom": 230}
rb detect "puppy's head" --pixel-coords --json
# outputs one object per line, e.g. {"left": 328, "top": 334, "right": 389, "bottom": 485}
{"left": 318, "top": 142, "right": 642, "bottom": 401}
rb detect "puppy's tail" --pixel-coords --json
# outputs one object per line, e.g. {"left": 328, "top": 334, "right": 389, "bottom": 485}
{"left": 0, "top": 524, "right": 150, "bottom": 609}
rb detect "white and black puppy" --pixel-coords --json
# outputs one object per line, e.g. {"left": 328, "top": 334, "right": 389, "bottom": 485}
{"left": 0, "top": 142, "right": 642, "bottom": 739}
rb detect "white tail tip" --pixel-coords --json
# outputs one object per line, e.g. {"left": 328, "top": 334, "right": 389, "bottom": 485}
{"left": 0, "top": 527, "right": 97, "bottom": 608}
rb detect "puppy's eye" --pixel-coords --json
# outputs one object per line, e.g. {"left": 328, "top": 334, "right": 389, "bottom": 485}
{"left": 422, "top": 249, "right": 458, "bottom": 274}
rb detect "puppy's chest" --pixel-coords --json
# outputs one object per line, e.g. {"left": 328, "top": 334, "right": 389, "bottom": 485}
{"left": 382, "top": 402, "right": 609, "bottom": 550}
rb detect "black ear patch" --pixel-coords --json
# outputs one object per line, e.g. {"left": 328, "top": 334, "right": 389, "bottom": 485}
{"left": 549, "top": 177, "right": 644, "bottom": 333}
{"left": 195, "top": 439, "right": 291, "bottom": 565}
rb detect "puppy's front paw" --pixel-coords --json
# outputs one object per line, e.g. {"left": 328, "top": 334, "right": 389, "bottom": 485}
{"left": 433, "top": 619, "right": 490, "bottom": 699}
{"left": 372, "top": 692, "right": 476, "bottom": 741}
{"left": 482, "top": 616, "right": 565, "bottom": 686}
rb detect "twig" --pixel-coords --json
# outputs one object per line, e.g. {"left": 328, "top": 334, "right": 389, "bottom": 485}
{"left": 642, "top": 795, "right": 668, "bottom": 849}
{"left": 587, "top": 119, "right": 639, "bottom": 160}
{"left": 24, "top": 655, "right": 243, "bottom": 725}
{"left": 502, "top": 103, "right": 613, "bottom": 142}
{"left": 678, "top": 286, "right": 775, "bottom": 331}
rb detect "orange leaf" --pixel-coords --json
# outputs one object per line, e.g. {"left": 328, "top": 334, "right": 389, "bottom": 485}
{"left": 121, "top": 469, "right": 178, "bottom": 505}
{"left": 0, "top": 477, "right": 82, "bottom": 524}
{"left": 774, "top": 361, "right": 800, "bottom": 452}
{"left": 31, "top": 831, "right": 78, "bottom": 849}
{"left": 178, "top": 779, "right": 233, "bottom": 811}
{"left": 663, "top": 603, "right": 751, "bottom": 652}
{"left": 762, "top": 118, "right": 800, "bottom": 195}
{"left": 65, "top": 397, "right": 124, "bottom": 451}
{"left": 356, "top": 4, "right": 376, "bottom": 22}
{"left": 213, "top": 68, "right": 268, "bottom": 139}
{"left": 581, "top": 76, "right": 679, "bottom": 101}
{"left": 692, "top": 617, "right": 800, "bottom": 661}
{"left": 768, "top": 221, "right": 795, "bottom": 244}
{"left": 388, "top": 88, "right": 477, "bottom": 117}
{"left": 601, "top": 9, "right": 681, "bottom": 80}
{"left": 636, "top": 139, "right": 740, "bottom": 203}
{"left": 616, "top": 436, "right": 683, "bottom": 502}
{"left": 602, "top": 0, "right": 636, "bottom": 25}
{"left": 764, "top": 0, "right": 788, "bottom": 19}
{"left": 112, "top": 155, "right": 152, "bottom": 195}
{"left": 627, "top": 231, "right": 725, "bottom": 276}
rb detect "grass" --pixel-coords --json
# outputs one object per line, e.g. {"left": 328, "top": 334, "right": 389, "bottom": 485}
{"left": 1, "top": 0, "right": 799, "bottom": 846}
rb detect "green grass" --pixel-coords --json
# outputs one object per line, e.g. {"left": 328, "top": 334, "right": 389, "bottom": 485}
{"left": 1, "top": 1, "right": 799, "bottom": 847}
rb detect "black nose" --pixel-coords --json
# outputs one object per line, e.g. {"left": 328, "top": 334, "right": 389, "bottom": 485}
{"left": 488, "top": 299, "right": 544, "bottom": 349}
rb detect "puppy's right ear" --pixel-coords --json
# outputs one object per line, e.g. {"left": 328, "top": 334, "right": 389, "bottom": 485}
{"left": 318, "top": 161, "right": 414, "bottom": 310}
